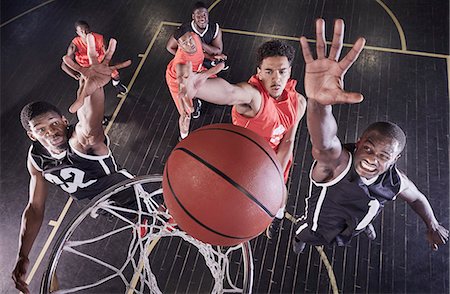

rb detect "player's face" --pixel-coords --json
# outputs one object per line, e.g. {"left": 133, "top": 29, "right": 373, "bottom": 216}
{"left": 27, "top": 111, "right": 69, "bottom": 154}
{"left": 75, "top": 26, "right": 90, "bottom": 40}
{"left": 257, "top": 56, "right": 292, "bottom": 98}
{"left": 192, "top": 8, "right": 209, "bottom": 29}
{"left": 354, "top": 130, "right": 401, "bottom": 179}
{"left": 178, "top": 32, "right": 197, "bottom": 54}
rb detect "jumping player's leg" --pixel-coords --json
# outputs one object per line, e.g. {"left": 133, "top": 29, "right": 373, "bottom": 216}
{"left": 111, "top": 70, "right": 128, "bottom": 94}
{"left": 266, "top": 158, "right": 292, "bottom": 239}
{"left": 293, "top": 223, "right": 329, "bottom": 254}
{"left": 167, "top": 77, "right": 191, "bottom": 140}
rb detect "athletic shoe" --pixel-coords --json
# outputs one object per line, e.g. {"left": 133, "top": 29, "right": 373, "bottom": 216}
{"left": 210, "top": 60, "right": 229, "bottom": 71}
{"left": 292, "top": 237, "right": 306, "bottom": 254}
{"left": 192, "top": 99, "right": 202, "bottom": 119}
{"left": 113, "top": 82, "right": 128, "bottom": 94}
{"left": 102, "top": 115, "right": 111, "bottom": 126}
{"left": 157, "top": 204, "right": 177, "bottom": 232}
{"left": 265, "top": 217, "right": 282, "bottom": 239}
{"left": 364, "top": 223, "right": 376, "bottom": 240}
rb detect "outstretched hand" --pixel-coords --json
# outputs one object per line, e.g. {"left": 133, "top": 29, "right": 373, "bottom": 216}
{"left": 427, "top": 224, "right": 449, "bottom": 251}
{"left": 301, "top": 19, "right": 366, "bottom": 105}
{"left": 62, "top": 33, "right": 131, "bottom": 113}
{"left": 176, "top": 61, "right": 224, "bottom": 114}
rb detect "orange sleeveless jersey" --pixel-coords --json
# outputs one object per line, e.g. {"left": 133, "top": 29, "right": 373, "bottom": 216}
{"left": 72, "top": 32, "right": 118, "bottom": 78}
{"left": 232, "top": 75, "right": 299, "bottom": 182}
{"left": 165, "top": 33, "right": 205, "bottom": 113}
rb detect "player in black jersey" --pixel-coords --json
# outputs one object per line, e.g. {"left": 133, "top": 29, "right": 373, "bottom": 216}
{"left": 166, "top": 1, "right": 228, "bottom": 119}
{"left": 166, "top": 1, "right": 227, "bottom": 67}
{"left": 12, "top": 35, "right": 131, "bottom": 293}
{"left": 292, "top": 18, "right": 448, "bottom": 254}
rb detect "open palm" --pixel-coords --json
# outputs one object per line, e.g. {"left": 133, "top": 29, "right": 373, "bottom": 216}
{"left": 301, "top": 19, "right": 366, "bottom": 105}
{"left": 176, "top": 61, "right": 224, "bottom": 113}
{"left": 63, "top": 34, "right": 131, "bottom": 113}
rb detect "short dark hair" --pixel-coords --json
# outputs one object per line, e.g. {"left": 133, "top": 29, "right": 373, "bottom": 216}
{"left": 174, "top": 25, "right": 192, "bottom": 40}
{"left": 256, "top": 40, "right": 295, "bottom": 67}
{"left": 193, "top": 1, "right": 207, "bottom": 12}
{"left": 20, "top": 101, "right": 63, "bottom": 131}
{"left": 74, "top": 20, "right": 90, "bottom": 30}
{"left": 362, "top": 121, "right": 407, "bottom": 153}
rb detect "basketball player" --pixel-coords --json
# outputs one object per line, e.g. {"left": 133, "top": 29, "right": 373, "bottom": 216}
{"left": 61, "top": 20, "right": 128, "bottom": 113}
{"left": 166, "top": 26, "right": 222, "bottom": 140}
{"left": 176, "top": 40, "right": 306, "bottom": 239}
{"left": 12, "top": 35, "right": 132, "bottom": 293}
{"left": 166, "top": 1, "right": 228, "bottom": 118}
{"left": 292, "top": 19, "right": 449, "bottom": 253}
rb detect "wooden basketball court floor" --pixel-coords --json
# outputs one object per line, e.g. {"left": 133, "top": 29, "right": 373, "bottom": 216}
{"left": 1, "top": 0, "right": 449, "bottom": 293}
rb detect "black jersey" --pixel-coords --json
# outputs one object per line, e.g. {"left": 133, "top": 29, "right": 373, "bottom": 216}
{"left": 296, "top": 144, "right": 403, "bottom": 245}
{"left": 28, "top": 126, "right": 133, "bottom": 200}
{"left": 180, "top": 21, "right": 219, "bottom": 45}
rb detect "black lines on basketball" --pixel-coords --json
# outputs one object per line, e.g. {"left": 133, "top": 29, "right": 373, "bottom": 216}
{"left": 197, "top": 126, "right": 283, "bottom": 178}
{"left": 164, "top": 162, "right": 252, "bottom": 240}
{"left": 175, "top": 147, "right": 275, "bottom": 218}
{"left": 162, "top": 123, "right": 284, "bottom": 246}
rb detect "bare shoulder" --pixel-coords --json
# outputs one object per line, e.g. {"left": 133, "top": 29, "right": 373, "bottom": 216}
{"left": 311, "top": 148, "right": 350, "bottom": 183}
{"left": 27, "top": 155, "right": 42, "bottom": 177}
{"left": 234, "top": 82, "right": 262, "bottom": 117}
{"left": 71, "top": 122, "right": 108, "bottom": 155}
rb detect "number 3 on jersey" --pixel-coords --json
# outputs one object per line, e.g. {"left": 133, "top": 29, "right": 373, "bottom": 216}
{"left": 44, "top": 167, "right": 97, "bottom": 194}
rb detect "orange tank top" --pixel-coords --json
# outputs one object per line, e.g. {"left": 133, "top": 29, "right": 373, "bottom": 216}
{"left": 166, "top": 33, "right": 205, "bottom": 80}
{"left": 72, "top": 32, "right": 105, "bottom": 67}
{"left": 232, "top": 75, "right": 299, "bottom": 151}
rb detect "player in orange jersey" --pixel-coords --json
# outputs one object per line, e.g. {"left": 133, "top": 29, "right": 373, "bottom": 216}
{"left": 61, "top": 20, "right": 128, "bottom": 112}
{"left": 175, "top": 40, "right": 307, "bottom": 239}
{"left": 166, "top": 25, "right": 224, "bottom": 140}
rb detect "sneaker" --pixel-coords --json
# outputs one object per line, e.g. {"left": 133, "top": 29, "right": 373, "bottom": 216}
{"left": 102, "top": 115, "right": 111, "bottom": 126}
{"left": 192, "top": 99, "right": 202, "bottom": 119}
{"left": 364, "top": 223, "right": 376, "bottom": 240}
{"left": 113, "top": 82, "right": 128, "bottom": 94}
{"left": 265, "top": 217, "right": 282, "bottom": 239}
{"left": 157, "top": 204, "right": 177, "bottom": 232}
{"left": 210, "top": 60, "right": 229, "bottom": 71}
{"left": 292, "top": 237, "right": 306, "bottom": 254}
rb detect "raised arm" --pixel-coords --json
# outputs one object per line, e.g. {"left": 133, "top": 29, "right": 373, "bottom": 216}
{"left": 397, "top": 173, "right": 449, "bottom": 251}
{"left": 177, "top": 62, "right": 261, "bottom": 110}
{"left": 12, "top": 159, "right": 49, "bottom": 294}
{"left": 62, "top": 34, "right": 131, "bottom": 113}
{"left": 61, "top": 42, "right": 81, "bottom": 80}
{"left": 166, "top": 35, "right": 179, "bottom": 55}
{"left": 301, "top": 19, "right": 365, "bottom": 180}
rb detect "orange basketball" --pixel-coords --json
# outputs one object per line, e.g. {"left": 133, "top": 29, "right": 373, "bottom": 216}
{"left": 162, "top": 123, "right": 284, "bottom": 246}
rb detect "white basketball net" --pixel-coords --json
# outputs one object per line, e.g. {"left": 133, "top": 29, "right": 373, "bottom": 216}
{"left": 43, "top": 176, "right": 253, "bottom": 294}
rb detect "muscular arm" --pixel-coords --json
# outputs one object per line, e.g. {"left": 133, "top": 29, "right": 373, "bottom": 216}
{"left": 74, "top": 87, "right": 107, "bottom": 154}
{"left": 307, "top": 99, "right": 344, "bottom": 161}
{"left": 397, "top": 173, "right": 449, "bottom": 250}
{"left": 300, "top": 19, "right": 365, "bottom": 182}
{"left": 12, "top": 159, "right": 49, "bottom": 293}
{"left": 202, "top": 26, "right": 223, "bottom": 56}
{"left": 276, "top": 94, "right": 306, "bottom": 172}
{"left": 61, "top": 43, "right": 80, "bottom": 80}
{"left": 166, "top": 36, "right": 178, "bottom": 55}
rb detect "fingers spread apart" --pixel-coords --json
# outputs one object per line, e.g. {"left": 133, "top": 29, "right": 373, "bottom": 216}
{"left": 86, "top": 33, "right": 99, "bottom": 65}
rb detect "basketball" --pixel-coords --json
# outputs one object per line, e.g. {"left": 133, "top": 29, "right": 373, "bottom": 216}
{"left": 162, "top": 123, "right": 284, "bottom": 246}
